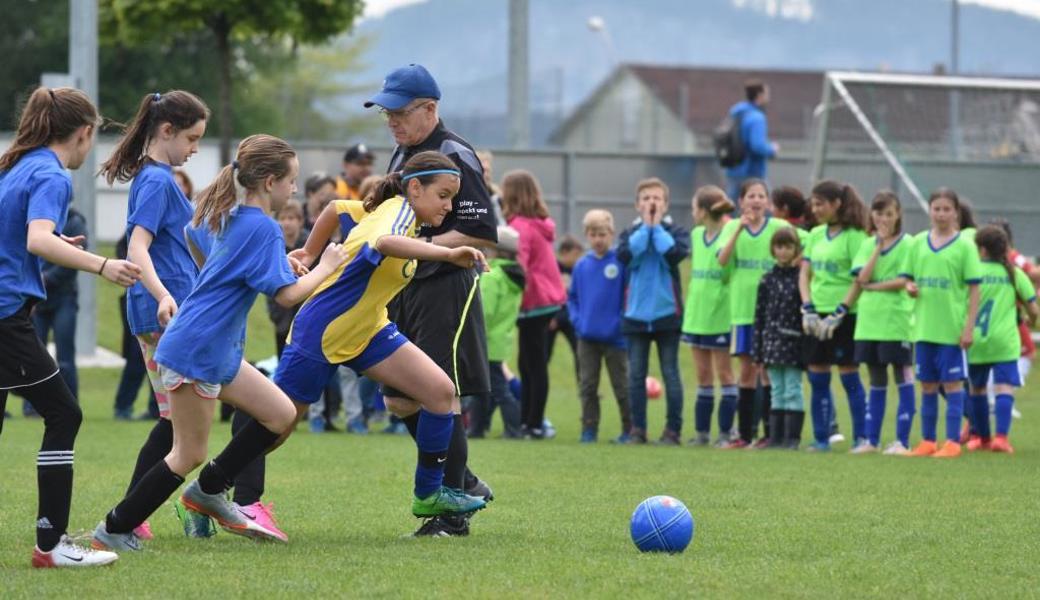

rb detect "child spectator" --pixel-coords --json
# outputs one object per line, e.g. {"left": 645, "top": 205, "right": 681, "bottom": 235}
{"left": 752, "top": 228, "right": 806, "bottom": 449}
{"left": 503, "top": 170, "right": 567, "bottom": 439}
{"left": 471, "top": 226, "right": 524, "bottom": 439}
{"left": 548, "top": 234, "right": 583, "bottom": 383}
{"left": 266, "top": 200, "right": 308, "bottom": 358}
{"left": 570, "top": 209, "right": 631, "bottom": 443}
{"left": 302, "top": 173, "right": 337, "bottom": 229}
{"left": 618, "top": 177, "right": 690, "bottom": 445}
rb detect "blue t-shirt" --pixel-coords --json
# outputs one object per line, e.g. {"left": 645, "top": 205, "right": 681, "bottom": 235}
{"left": 184, "top": 220, "right": 214, "bottom": 262}
{"left": 0, "top": 147, "right": 72, "bottom": 319}
{"left": 568, "top": 249, "right": 626, "bottom": 347}
{"left": 154, "top": 206, "right": 297, "bottom": 384}
{"left": 125, "top": 162, "right": 199, "bottom": 335}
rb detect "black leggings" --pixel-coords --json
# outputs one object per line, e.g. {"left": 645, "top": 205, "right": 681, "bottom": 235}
{"left": 866, "top": 363, "right": 909, "bottom": 387}
{"left": 517, "top": 314, "right": 553, "bottom": 429}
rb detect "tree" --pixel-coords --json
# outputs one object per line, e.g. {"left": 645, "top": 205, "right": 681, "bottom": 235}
{"left": 102, "top": 0, "right": 363, "bottom": 163}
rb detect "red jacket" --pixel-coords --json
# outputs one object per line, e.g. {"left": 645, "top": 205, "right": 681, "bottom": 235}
{"left": 509, "top": 215, "right": 566, "bottom": 315}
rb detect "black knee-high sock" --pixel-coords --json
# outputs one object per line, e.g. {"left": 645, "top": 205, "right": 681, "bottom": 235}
{"left": 402, "top": 411, "right": 420, "bottom": 440}
{"left": 761, "top": 386, "right": 772, "bottom": 439}
{"left": 198, "top": 419, "right": 280, "bottom": 495}
{"left": 24, "top": 376, "right": 82, "bottom": 551}
{"left": 442, "top": 414, "right": 468, "bottom": 489}
{"left": 107, "top": 460, "right": 184, "bottom": 534}
{"left": 126, "top": 418, "right": 173, "bottom": 494}
{"left": 231, "top": 410, "right": 266, "bottom": 506}
{"left": 737, "top": 387, "right": 756, "bottom": 443}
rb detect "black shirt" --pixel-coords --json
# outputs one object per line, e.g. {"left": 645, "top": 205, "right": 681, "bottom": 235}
{"left": 387, "top": 120, "right": 498, "bottom": 278}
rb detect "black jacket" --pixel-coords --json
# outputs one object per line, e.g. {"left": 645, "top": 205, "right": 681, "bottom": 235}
{"left": 752, "top": 264, "right": 804, "bottom": 367}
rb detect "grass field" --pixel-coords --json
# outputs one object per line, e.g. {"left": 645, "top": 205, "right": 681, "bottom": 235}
{"left": 2, "top": 250, "right": 1040, "bottom": 597}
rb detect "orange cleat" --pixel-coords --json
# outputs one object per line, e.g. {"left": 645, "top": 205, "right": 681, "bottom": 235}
{"left": 965, "top": 436, "right": 991, "bottom": 452}
{"left": 908, "top": 440, "right": 938, "bottom": 456}
{"left": 932, "top": 441, "right": 962, "bottom": 458}
{"left": 990, "top": 436, "right": 1015, "bottom": 454}
{"left": 959, "top": 421, "right": 971, "bottom": 444}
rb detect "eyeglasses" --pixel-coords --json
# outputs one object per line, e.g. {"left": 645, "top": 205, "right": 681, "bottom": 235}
{"left": 379, "top": 101, "right": 432, "bottom": 121}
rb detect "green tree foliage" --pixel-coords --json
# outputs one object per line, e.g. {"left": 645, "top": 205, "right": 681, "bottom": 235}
{"left": 102, "top": 0, "right": 364, "bottom": 162}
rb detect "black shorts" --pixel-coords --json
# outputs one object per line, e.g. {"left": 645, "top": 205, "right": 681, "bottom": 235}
{"left": 854, "top": 340, "right": 913, "bottom": 367}
{"left": 803, "top": 312, "right": 857, "bottom": 367}
{"left": 382, "top": 267, "right": 491, "bottom": 399}
{"left": 0, "top": 302, "right": 60, "bottom": 390}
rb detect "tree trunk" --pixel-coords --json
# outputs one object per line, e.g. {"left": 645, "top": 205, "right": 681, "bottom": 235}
{"left": 213, "top": 14, "right": 233, "bottom": 165}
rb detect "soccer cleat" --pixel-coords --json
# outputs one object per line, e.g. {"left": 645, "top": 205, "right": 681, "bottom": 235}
{"left": 412, "top": 486, "right": 487, "bottom": 518}
{"left": 720, "top": 439, "right": 750, "bottom": 450}
{"left": 35, "top": 535, "right": 119, "bottom": 568}
{"left": 990, "top": 436, "right": 1015, "bottom": 454}
{"left": 580, "top": 429, "right": 597, "bottom": 443}
{"left": 805, "top": 442, "right": 831, "bottom": 453}
{"left": 687, "top": 432, "right": 711, "bottom": 447}
{"left": 412, "top": 513, "right": 471, "bottom": 538}
{"left": 179, "top": 480, "right": 284, "bottom": 542}
{"left": 959, "top": 421, "right": 972, "bottom": 444}
{"left": 965, "top": 436, "right": 991, "bottom": 452}
{"left": 751, "top": 437, "right": 771, "bottom": 450}
{"left": 908, "top": 440, "right": 938, "bottom": 456}
{"left": 91, "top": 521, "right": 143, "bottom": 552}
{"left": 882, "top": 441, "right": 910, "bottom": 456}
{"left": 932, "top": 440, "right": 962, "bottom": 458}
{"left": 236, "top": 502, "right": 288, "bottom": 543}
{"left": 657, "top": 430, "right": 681, "bottom": 446}
{"left": 850, "top": 440, "right": 878, "bottom": 454}
{"left": 464, "top": 474, "right": 494, "bottom": 502}
{"left": 174, "top": 499, "right": 217, "bottom": 538}
{"left": 626, "top": 429, "right": 648, "bottom": 445}
{"left": 133, "top": 520, "right": 154, "bottom": 541}
{"left": 346, "top": 416, "right": 368, "bottom": 434}
{"left": 712, "top": 433, "right": 732, "bottom": 448}
{"left": 612, "top": 432, "right": 632, "bottom": 444}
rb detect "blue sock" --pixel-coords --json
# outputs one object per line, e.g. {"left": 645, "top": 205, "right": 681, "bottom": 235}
{"left": 995, "top": 393, "right": 1014, "bottom": 436}
{"left": 718, "top": 385, "right": 737, "bottom": 434}
{"left": 895, "top": 383, "right": 916, "bottom": 447}
{"left": 867, "top": 386, "right": 886, "bottom": 446}
{"left": 508, "top": 377, "right": 522, "bottom": 402}
{"left": 970, "top": 394, "right": 991, "bottom": 439}
{"left": 808, "top": 371, "right": 832, "bottom": 445}
{"left": 944, "top": 389, "right": 965, "bottom": 443}
{"left": 840, "top": 372, "right": 867, "bottom": 442}
{"left": 414, "top": 409, "right": 454, "bottom": 497}
{"left": 921, "top": 392, "right": 938, "bottom": 442}
{"left": 695, "top": 386, "right": 714, "bottom": 434}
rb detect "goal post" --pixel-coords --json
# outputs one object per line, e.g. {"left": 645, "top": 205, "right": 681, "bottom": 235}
{"left": 810, "top": 71, "right": 1040, "bottom": 250}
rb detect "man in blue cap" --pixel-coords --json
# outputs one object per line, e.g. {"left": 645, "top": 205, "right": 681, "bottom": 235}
{"left": 366, "top": 64, "right": 498, "bottom": 537}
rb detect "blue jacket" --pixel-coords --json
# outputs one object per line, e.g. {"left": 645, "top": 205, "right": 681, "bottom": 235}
{"left": 617, "top": 216, "right": 690, "bottom": 333}
{"left": 724, "top": 101, "right": 776, "bottom": 180}
{"left": 568, "top": 249, "right": 626, "bottom": 347}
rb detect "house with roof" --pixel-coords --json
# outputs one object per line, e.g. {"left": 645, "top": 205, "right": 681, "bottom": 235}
{"left": 549, "top": 64, "right": 825, "bottom": 154}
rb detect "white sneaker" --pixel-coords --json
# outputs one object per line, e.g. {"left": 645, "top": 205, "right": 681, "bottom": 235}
{"left": 882, "top": 441, "right": 910, "bottom": 456}
{"left": 850, "top": 441, "right": 878, "bottom": 454}
{"left": 32, "top": 535, "right": 118, "bottom": 568}
{"left": 829, "top": 432, "right": 846, "bottom": 445}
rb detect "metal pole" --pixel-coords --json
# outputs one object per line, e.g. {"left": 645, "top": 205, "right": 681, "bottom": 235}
{"left": 949, "top": 0, "right": 963, "bottom": 159}
{"left": 810, "top": 75, "right": 833, "bottom": 186}
{"left": 71, "top": 0, "right": 98, "bottom": 360}
{"left": 507, "top": 0, "right": 530, "bottom": 148}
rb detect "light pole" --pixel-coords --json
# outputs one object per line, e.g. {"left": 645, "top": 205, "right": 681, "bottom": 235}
{"left": 587, "top": 15, "right": 618, "bottom": 66}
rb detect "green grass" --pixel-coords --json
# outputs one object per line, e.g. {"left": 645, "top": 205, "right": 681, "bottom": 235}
{"left": 2, "top": 252, "right": 1039, "bottom": 596}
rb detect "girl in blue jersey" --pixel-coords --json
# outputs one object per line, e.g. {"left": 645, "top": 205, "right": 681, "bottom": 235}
{"left": 93, "top": 134, "right": 349, "bottom": 551}
{"left": 0, "top": 87, "right": 141, "bottom": 568}
{"left": 97, "top": 90, "right": 209, "bottom": 541}
{"left": 274, "top": 151, "right": 489, "bottom": 521}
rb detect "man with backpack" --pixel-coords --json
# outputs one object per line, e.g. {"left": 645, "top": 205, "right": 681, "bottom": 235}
{"left": 716, "top": 79, "right": 779, "bottom": 206}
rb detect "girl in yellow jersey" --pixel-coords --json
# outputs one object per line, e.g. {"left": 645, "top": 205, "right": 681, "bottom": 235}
{"left": 273, "top": 151, "right": 489, "bottom": 520}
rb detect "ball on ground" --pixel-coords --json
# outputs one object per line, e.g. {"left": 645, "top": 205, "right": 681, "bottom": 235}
{"left": 630, "top": 495, "right": 694, "bottom": 553}
{"left": 645, "top": 376, "right": 662, "bottom": 399}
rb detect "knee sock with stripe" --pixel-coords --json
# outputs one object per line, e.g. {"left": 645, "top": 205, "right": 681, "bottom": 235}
{"left": 694, "top": 386, "right": 714, "bottom": 434}
{"left": 895, "top": 383, "right": 916, "bottom": 447}
{"left": 807, "top": 371, "right": 832, "bottom": 445}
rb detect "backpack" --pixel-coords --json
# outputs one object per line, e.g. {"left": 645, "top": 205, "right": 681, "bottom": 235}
{"left": 713, "top": 110, "right": 746, "bottom": 168}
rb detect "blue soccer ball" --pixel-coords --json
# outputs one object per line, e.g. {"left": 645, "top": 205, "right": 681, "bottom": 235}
{"left": 630, "top": 495, "right": 694, "bottom": 553}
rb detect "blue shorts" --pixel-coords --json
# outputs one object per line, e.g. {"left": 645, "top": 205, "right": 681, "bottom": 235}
{"left": 968, "top": 361, "right": 1022, "bottom": 389}
{"left": 682, "top": 332, "right": 731, "bottom": 350}
{"left": 914, "top": 341, "right": 966, "bottom": 383}
{"left": 273, "top": 323, "right": 408, "bottom": 404}
{"left": 730, "top": 325, "right": 754, "bottom": 356}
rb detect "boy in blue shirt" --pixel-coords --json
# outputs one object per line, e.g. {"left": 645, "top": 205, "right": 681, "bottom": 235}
{"left": 569, "top": 210, "right": 631, "bottom": 443}
{"left": 617, "top": 178, "right": 690, "bottom": 444}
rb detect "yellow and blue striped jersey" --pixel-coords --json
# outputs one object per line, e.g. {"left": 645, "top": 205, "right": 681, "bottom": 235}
{"left": 288, "top": 196, "right": 419, "bottom": 363}
{"left": 333, "top": 200, "right": 367, "bottom": 239}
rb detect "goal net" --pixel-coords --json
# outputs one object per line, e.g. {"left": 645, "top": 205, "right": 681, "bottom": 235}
{"left": 810, "top": 71, "right": 1040, "bottom": 253}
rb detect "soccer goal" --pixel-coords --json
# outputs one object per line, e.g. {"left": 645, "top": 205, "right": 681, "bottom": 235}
{"left": 809, "top": 71, "right": 1040, "bottom": 251}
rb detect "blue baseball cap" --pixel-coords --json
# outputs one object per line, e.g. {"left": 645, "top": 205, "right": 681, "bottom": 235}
{"left": 364, "top": 64, "right": 441, "bottom": 110}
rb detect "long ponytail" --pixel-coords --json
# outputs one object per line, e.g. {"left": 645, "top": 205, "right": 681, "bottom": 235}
{"left": 0, "top": 87, "right": 98, "bottom": 172}
{"left": 975, "top": 224, "right": 1025, "bottom": 303}
{"left": 193, "top": 134, "right": 295, "bottom": 233}
{"left": 98, "top": 90, "right": 209, "bottom": 184}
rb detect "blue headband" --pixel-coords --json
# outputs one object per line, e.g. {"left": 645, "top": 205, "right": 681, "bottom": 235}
{"left": 401, "top": 168, "right": 460, "bottom": 182}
